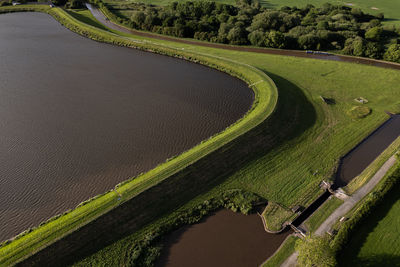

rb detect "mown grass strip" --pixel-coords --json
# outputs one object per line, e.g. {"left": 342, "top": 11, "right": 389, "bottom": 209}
{"left": 261, "top": 235, "right": 298, "bottom": 267}
{"left": 0, "top": 6, "right": 278, "bottom": 266}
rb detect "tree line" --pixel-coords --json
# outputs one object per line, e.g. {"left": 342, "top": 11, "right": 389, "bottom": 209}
{"left": 89, "top": 0, "right": 400, "bottom": 63}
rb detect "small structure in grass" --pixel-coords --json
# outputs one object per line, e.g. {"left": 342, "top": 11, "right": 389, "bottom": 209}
{"left": 320, "top": 96, "right": 335, "bottom": 105}
{"left": 291, "top": 205, "right": 303, "bottom": 213}
{"left": 355, "top": 97, "right": 368, "bottom": 104}
{"left": 348, "top": 106, "right": 371, "bottom": 119}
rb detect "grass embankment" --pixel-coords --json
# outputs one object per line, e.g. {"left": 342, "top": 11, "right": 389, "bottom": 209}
{"left": 304, "top": 196, "right": 343, "bottom": 232}
{"left": 262, "top": 236, "right": 298, "bottom": 267}
{"left": 262, "top": 202, "right": 296, "bottom": 232}
{"left": 1, "top": 5, "right": 400, "bottom": 266}
{"left": 0, "top": 5, "right": 278, "bottom": 266}
{"left": 104, "top": 0, "right": 400, "bottom": 25}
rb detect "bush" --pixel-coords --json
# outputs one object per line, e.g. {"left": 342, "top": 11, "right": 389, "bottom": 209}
{"left": 384, "top": 44, "right": 400, "bottom": 63}
{"left": 365, "top": 26, "right": 383, "bottom": 41}
{"left": 248, "top": 30, "right": 265, "bottom": 46}
{"left": 65, "top": 0, "right": 84, "bottom": 9}
{"left": 264, "top": 30, "right": 286, "bottom": 48}
{"left": 296, "top": 236, "right": 336, "bottom": 267}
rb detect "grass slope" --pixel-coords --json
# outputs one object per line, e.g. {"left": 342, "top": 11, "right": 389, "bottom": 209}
{"left": 262, "top": 235, "right": 298, "bottom": 267}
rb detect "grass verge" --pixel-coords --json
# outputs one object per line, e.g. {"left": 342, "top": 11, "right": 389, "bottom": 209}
{"left": 262, "top": 202, "right": 295, "bottom": 232}
{"left": 304, "top": 196, "right": 343, "bottom": 233}
{"left": 262, "top": 235, "right": 298, "bottom": 267}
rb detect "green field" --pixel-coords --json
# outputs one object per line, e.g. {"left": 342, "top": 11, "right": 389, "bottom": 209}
{"left": 1, "top": 5, "right": 400, "bottom": 266}
{"left": 103, "top": 0, "right": 400, "bottom": 25}
{"left": 337, "top": 167, "right": 400, "bottom": 266}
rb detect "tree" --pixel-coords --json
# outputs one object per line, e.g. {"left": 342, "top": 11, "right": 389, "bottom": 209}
{"left": 296, "top": 236, "right": 337, "bottom": 267}
{"left": 264, "top": 31, "right": 286, "bottom": 48}
{"left": 317, "top": 20, "right": 329, "bottom": 30}
{"left": 298, "top": 33, "right": 320, "bottom": 49}
{"left": 384, "top": 44, "right": 400, "bottom": 62}
{"left": 365, "top": 26, "right": 383, "bottom": 41}
{"left": 248, "top": 30, "right": 265, "bottom": 46}
{"left": 131, "top": 11, "right": 146, "bottom": 28}
{"left": 227, "top": 25, "right": 248, "bottom": 45}
{"left": 65, "top": 0, "right": 84, "bottom": 9}
{"left": 364, "top": 42, "right": 383, "bottom": 58}
{"left": 52, "top": 0, "right": 67, "bottom": 6}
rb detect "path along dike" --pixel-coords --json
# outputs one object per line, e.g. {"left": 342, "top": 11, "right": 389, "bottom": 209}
{"left": 281, "top": 155, "right": 399, "bottom": 267}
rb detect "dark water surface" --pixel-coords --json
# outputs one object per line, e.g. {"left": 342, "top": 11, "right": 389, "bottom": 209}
{"left": 157, "top": 209, "right": 290, "bottom": 267}
{"left": 0, "top": 13, "right": 253, "bottom": 241}
{"left": 336, "top": 114, "right": 400, "bottom": 187}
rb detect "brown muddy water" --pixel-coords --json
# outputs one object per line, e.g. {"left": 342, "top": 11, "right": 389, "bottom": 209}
{"left": 0, "top": 13, "right": 253, "bottom": 241}
{"left": 157, "top": 209, "right": 290, "bottom": 267}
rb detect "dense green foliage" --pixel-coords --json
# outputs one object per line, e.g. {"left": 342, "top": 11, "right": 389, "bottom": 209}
{"left": 296, "top": 235, "right": 336, "bottom": 267}
{"left": 95, "top": 0, "right": 400, "bottom": 62}
{"left": 0, "top": 1, "right": 11, "bottom": 7}
{"left": 333, "top": 162, "right": 400, "bottom": 263}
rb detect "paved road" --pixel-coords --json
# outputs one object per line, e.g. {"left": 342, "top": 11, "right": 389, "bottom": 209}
{"left": 315, "top": 155, "right": 397, "bottom": 235}
{"left": 281, "top": 155, "right": 398, "bottom": 267}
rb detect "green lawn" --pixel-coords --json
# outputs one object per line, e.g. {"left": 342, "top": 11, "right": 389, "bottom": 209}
{"left": 104, "top": 0, "right": 400, "bottom": 25}
{"left": 338, "top": 172, "right": 400, "bottom": 266}
{"left": 1, "top": 5, "right": 400, "bottom": 266}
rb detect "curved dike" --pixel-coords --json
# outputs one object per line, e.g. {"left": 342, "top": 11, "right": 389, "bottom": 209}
{"left": 0, "top": 12, "right": 253, "bottom": 241}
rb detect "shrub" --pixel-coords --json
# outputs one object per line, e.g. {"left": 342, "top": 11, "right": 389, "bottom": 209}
{"left": 296, "top": 236, "right": 337, "bottom": 267}
{"left": 384, "top": 44, "right": 400, "bottom": 63}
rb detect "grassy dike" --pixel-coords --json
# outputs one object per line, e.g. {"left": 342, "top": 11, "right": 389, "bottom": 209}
{"left": 1, "top": 5, "right": 400, "bottom": 266}
{"left": 0, "top": 6, "right": 278, "bottom": 266}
